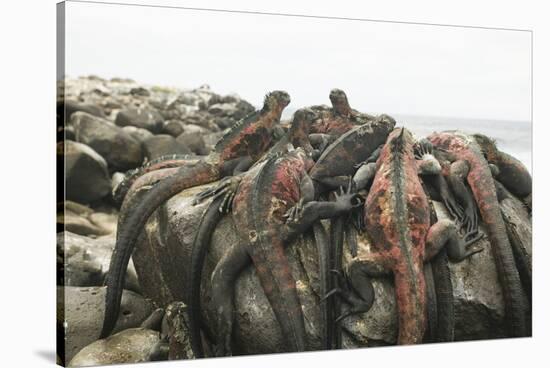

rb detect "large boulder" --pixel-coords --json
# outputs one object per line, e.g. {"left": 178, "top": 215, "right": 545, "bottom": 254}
{"left": 131, "top": 182, "right": 531, "bottom": 354}
{"left": 58, "top": 286, "right": 154, "bottom": 363}
{"left": 115, "top": 107, "right": 164, "bottom": 133}
{"left": 121, "top": 125, "right": 154, "bottom": 143}
{"left": 57, "top": 231, "right": 140, "bottom": 292}
{"left": 57, "top": 201, "right": 117, "bottom": 236}
{"left": 68, "top": 328, "right": 163, "bottom": 367}
{"left": 62, "top": 140, "right": 111, "bottom": 204}
{"left": 71, "top": 112, "right": 143, "bottom": 171}
{"left": 60, "top": 99, "right": 105, "bottom": 120}
{"left": 176, "top": 130, "right": 209, "bottom": 156}
{"left": 142, "top": 134, "right": 192, "bottom": 161}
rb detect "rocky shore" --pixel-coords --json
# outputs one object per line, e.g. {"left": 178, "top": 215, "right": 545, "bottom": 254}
{"left": 57, "top": 76, "right": 532, "bottom": 366}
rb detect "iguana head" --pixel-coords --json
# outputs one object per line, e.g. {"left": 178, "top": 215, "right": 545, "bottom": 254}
{"left": 262, "top": 90, "right": 291, "bottom": 114}
{"left": 329, "top": 88, "right": 352, "bottom": 116}
{"left": 472, "top": 133, "right": 498, "bottom": 160}
{"left": 290, "top": 108, "right": 318, "bottom": 131}
{"left": 288, "top": 108, "right": 318, "bottom": 154}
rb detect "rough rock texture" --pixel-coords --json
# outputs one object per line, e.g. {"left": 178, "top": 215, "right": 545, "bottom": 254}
{"left": 68, "top": 328, "right": 161, "bottom": 367}
{"left": 164, "top": 302, "right": 195, "bottom": 360}
{"left": 115, "top": 107, "right": 164, "bottom": 133}
{"left": 142, "top": 134, "right": 192, "bottom": 161}
{"left": 131, "top": 181, "right": 531, "bottom": 354}
{"left": 62, "top": 140, "right": 111, "bottom": 204}
{"left": 57, "top": 201, "right": 117, "bottom": 236}
{"left": 58, "top": 286, "right": 154, "bottom": 362}
{"left": 177, "top": 130, "right": 209, "bottom": 156}
{"left": 57, "top": 231, "right": 140, "bottom": 292}
{"left": 162, "top": 120, "right": 186, "bottom": 137}
{"left": 121, "top": 125, "right": 154, "bottom": 143}
{"left": 71, "top": 111, "right": 144, "bottom": 171}
{"left": 61, "top": 99, "right": 106, "bottom": 119}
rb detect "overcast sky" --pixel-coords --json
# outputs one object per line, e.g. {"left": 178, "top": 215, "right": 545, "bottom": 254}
{"left": 65, "top": 1, "right": 531, "bottom": 122}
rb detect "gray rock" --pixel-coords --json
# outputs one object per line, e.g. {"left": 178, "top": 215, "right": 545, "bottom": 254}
{"left": 164, "top": 302, "right": 195, "bottom": 360}
{"left": 63, "top": 140, "right": 111, "bottom": 203}
{"left": 57, "top": 231, "right": 140, "bottom": 292}
{"left": 122, "top": 125, "right": 154, "bottom": 143}
{"left": 176, "top": 130, "right": 209, "bottom": 156}
{"left": 132, "top": 182, "right": 531, "bottom": 354}
{"left": 142, "top": 134, "right": 191, "bottom": 161}
{"left": 71, "top": 112, "right": 143, "bottom": 171}
{"left": 115, "top": 107, "right": 164, "bottom": 133}
{"left": 163, "top": 120, "right": 185, "bottom": 137}
{"left": 68, "top": 328, "right": 162, "bottom": 366}
{"left": 130, "top": 86, "right": 151, "bottom": 97}
{"left": 61, "top": 99, "right": 105, "bottom": 120}
{"left": 58, "top": 201, "right": 116, "bottom": 236}
{"left": 58, "top": 286, "right": 154, "bottom": 362}
{"left": 208, "top": 102, "right": 238, "bottom": 117}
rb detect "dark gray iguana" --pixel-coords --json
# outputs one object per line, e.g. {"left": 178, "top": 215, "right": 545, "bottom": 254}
{"left": 100, "top": 91, "right": 291, "bottom": 338}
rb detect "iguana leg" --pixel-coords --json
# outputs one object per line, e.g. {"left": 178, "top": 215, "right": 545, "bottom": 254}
{"left": 285, "top": 182, "right": 363, "bottom": 230}
{"left": 352, "top": 162, "right": 377, "bottom": 191}
{"left": 448, "top": 160, "right": 479, "bottom": 234}
{"left": 232, "top": 156, "right": 254, "bottom": 174}
{"left": 424, "top": 219, "right": 484, "bottom": 262}
{"left": 309, "top": 133, "right": 333, "bottom": 152}
{"left": 324, "top": 255, "right": 390, "bottom": 322}
{"left": 210, "top": 243, "right": 251, "bottom": 357}
{"left": 192, "top": 176, "right": 242, "bottom": 210}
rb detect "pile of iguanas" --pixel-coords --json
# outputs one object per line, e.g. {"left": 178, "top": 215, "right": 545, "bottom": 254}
{"left": 100, "top": 89, "right": 532, "bottom": 357}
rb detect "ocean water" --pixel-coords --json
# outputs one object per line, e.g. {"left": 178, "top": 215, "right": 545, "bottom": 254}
{"left": 393, "top": 114, "right": 532, "bottom": 173}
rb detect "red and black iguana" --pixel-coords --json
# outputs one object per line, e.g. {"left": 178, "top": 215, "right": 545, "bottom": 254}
{"left": 326, "top": 128, "right": 482, "bottom": 344}
{"left": 100, "top": 91, "right": 291, "bottom": 338}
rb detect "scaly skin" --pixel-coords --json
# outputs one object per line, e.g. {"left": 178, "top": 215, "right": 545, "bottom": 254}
{"left": 328, "top": 129, "right": 481, "bottom": 344}
{"left": 310, "top": 89, "right": 376, "bottom": 136}
{"left": 473, "top": 133, "right": 532, "bottom": 198}
{"left": 427, "top": 131, "right": 529, "bottom": 337}
{"left": 205, "top": 149, "right": 361, "bottom": 356}
{"left": 112, "top": 154, "right": 196, "bottom": 206}
{"left": 186, "top": 108, "right": 320, "bottom": 357}
{"left": 309, "top": 114, "right": 396, "bottom": 189}
{"left": 100, "top": 91, "right": 291, "bottom": 338}
{"left": 363, "top": 128, "right": 430, "bottom": 344}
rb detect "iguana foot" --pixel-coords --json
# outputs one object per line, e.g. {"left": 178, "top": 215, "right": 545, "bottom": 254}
{"left": 460, "top": 203, "right": 479, "bottom": 234}
{"left": 192, "top": 176, "right": 242, "bottom": 213}
{"left": 323, "top": 268, "right": 375, "bottom": 323}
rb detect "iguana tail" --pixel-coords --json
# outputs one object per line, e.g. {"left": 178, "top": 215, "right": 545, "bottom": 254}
{"left": 248, "top": 236, "right": 307, "bottom": 352}
{"left": 187, "top": 195, "right": 227, "bottom": 358}
{"left": 113, "top": 154, "right": 195, "bottom": 206}
{"left": 312, "top": 222, "right": 331, "bottom": 350}
{"left": 101, "top": 160, "right": 221, "bottom": 338}
{"left": 465, "top": 159, "right": 529, "bottom": 337}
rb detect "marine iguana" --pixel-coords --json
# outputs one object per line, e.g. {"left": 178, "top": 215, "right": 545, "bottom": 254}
{"left": 427, "top": 131, "right": 530, "bottom": 337}
{"left": 472, "top": 133, "right": 532, "bottom": 199}
{"left": 205, "top": 148, "right": 362, "bottom": 356}
{"left": 310, "top": 89, "right": 375, "bottom": 137}
{"left": 187, "top": 108, "right": 335, "bottom": 357}
{"left": 308, "top": 114, "right": 396, "bottom": 191}
{"left": 100, "top": 91, "right": 291, "bottom": 338}
{"left": 325, "top": 128, "right": 482, "bottom": 344}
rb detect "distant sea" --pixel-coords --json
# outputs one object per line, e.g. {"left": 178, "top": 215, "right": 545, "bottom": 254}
{"left": 282, "top": 110, "right": 532, "bottom": 173}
